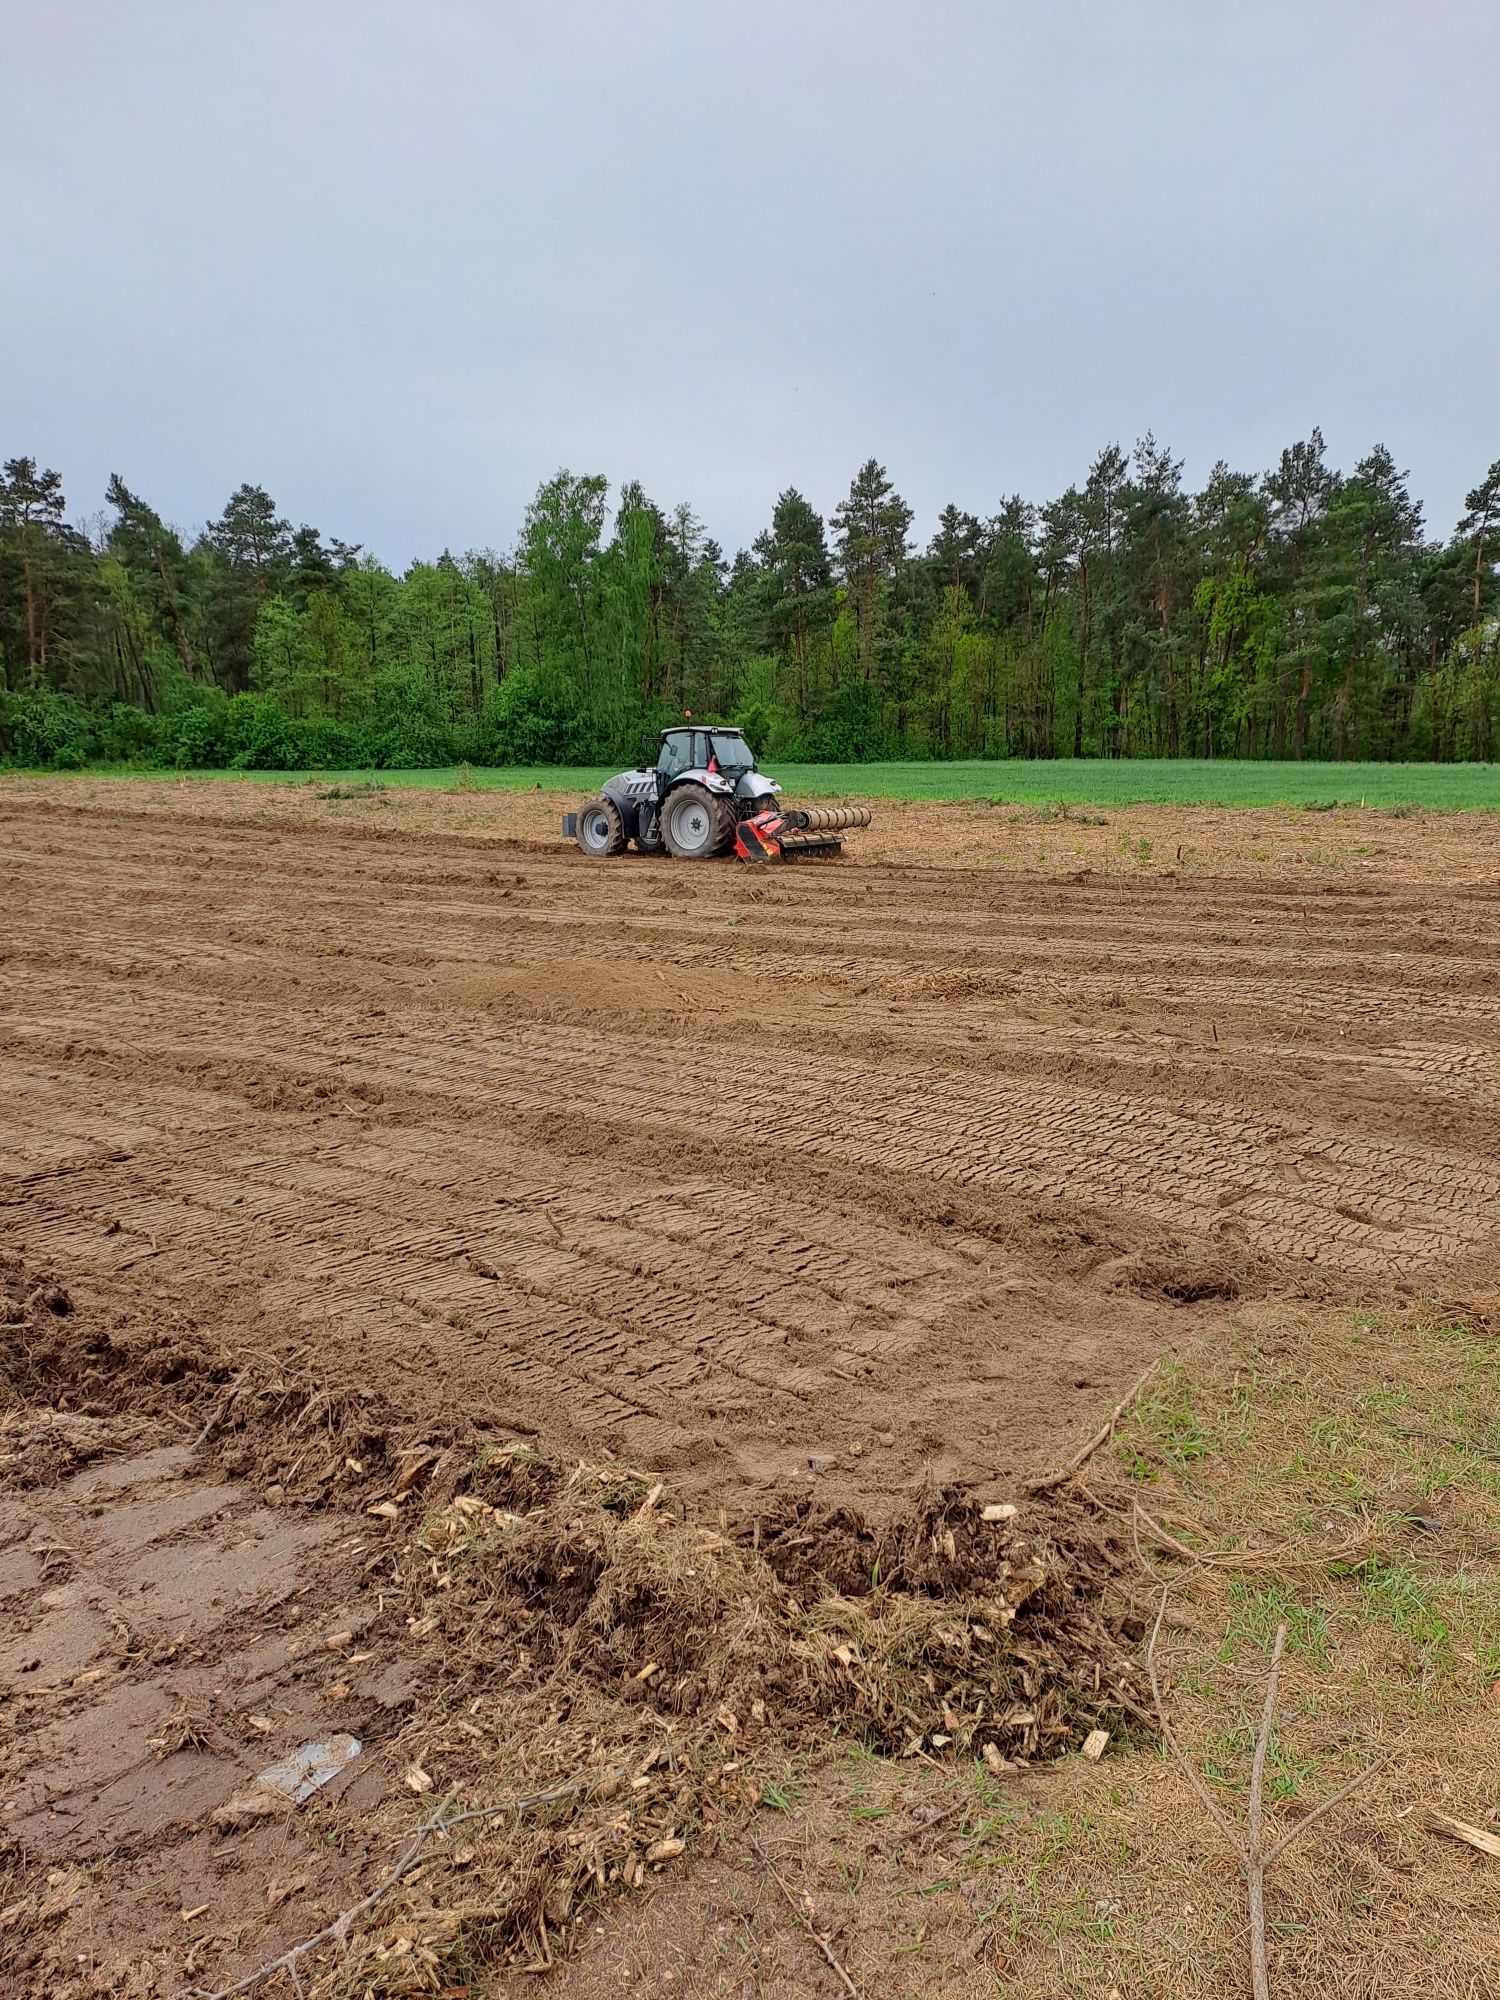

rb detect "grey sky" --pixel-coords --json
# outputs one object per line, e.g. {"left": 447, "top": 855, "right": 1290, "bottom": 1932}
{"left": 5, "top": 1, "right": 1497, "bottom": 564}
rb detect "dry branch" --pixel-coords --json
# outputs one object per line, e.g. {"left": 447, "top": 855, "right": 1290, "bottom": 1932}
{"left": 1027, "top": 1360, "right": 1159, "bottom": 1494}
{"left": 1143, "top": 1579, "right": 1384, "bottom": 2000}
{"left": 179, "top": 1777, "right": 583, "bottom": 2000}
{"left": 748, "top": 1829, "right": 865, "bottom": 2000}
{"left": 1425, "top": 1809, "right": 1500, "bottom": 1863}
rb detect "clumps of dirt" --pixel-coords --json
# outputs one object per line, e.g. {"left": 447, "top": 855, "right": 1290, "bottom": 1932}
{"left": 0, "top": 1251, "right": 474, "bottom": 1507}
{"left": 1119, "top": 1256, "right": 1243, "bottom": 1305}
{"left": 3, "top": 1253, "right": 1149, "bottom": 1993}
{"left": 1099, "top": 1243, "right": 1291, "bottom": 1307}
{"left": 322, "top": 1454, "right": 1148, "bottom": 1991}
{"left": 0, "top": 1265, "right": 131, "bottom": 1487}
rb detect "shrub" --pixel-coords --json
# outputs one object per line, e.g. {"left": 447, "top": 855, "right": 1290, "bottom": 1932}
{"left": 789, "top": 680, "right": 894, "bottom": 762}
{"left": 482, "top": 664, "right": 589, "bottom": 765}
{"left": 154, "top": 692, "right": 232, "bottom": 769}
{"left": 96, "top": 703, "right": 160, "bottom": 763}
{"left": 0, "top": 687, "right": 94, "bottom": 768}
{"left": 361, "top": 665, "right": 452, "bottom": 768}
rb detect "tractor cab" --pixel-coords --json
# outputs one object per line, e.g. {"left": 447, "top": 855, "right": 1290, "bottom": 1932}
{"left": 655, "top": 727, "right": 755, "bottom": 782}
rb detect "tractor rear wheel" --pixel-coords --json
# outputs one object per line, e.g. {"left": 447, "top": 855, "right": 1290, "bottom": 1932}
{"left": 576, "top": 796, "right": 627, "bottom": 857}
{"left": 662, "top": 783, "right": 733, "bottom": 860}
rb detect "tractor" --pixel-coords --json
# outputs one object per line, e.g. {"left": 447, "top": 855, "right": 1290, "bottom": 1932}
{"left": 563, "top": 725, "right": 871, "bottom": 863}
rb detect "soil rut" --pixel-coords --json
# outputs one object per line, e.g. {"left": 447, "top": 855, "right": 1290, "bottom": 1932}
{"left": 4, "top": 799, "right": 1500, "bottom": 1519}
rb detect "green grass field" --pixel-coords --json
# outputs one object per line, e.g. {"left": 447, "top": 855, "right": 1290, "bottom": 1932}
{"left": 53, "top": 758, "right": 1500, "bottom": 809}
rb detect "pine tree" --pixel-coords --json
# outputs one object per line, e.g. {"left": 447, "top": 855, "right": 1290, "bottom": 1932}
{"left": 832, "top": 459, "right": 912, "bottom": 679}
{"left": 752, "top": 489, "right": 835, "bottom": 708}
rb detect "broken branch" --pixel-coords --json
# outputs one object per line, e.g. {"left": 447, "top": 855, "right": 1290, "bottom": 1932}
{"left": 179, "top": 1776, "right": 586, "bottom": 2000}
{"left": 1027, "top": 1360, "right": 1159, "bottom": 1493}
{"left": 748, "top": 1829, "right": 865, "bottom": 2000}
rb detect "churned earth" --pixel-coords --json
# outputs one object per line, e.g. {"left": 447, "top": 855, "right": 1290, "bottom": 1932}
{"left": 4, "top": 785, "right": 1500, "bottom": 1517}
{"left": 3, "top": 775, "right": 1500, "bottom": 1999}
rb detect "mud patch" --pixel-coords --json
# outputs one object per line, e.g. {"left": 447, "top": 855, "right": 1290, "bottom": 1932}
{"left": 3, "top": 1255, "right": 1146, "bottom": 1996}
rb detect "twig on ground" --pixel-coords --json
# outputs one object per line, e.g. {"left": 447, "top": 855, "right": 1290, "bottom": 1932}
{"left": 748, "top": 1829, "right": 865, "bottom": 2000}
{"left": 1027, "top": 1360, "right": 1159, "bottom": 1493}
{"left": 1422, "top": 1809, "right": 1500, "bottom": 1863}
{"left": 1139, "top": 1528, "right": 1384, "bottom": 2000}
{"left": 179, "top": 1776, "right": 586, "bottom": 2000}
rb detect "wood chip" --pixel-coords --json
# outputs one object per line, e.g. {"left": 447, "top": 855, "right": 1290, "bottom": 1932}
{"left": 1426, "top": 1809, "right": 1500, "bottom": 1861}
{"left": 1082, "top": 1728, "right": 1110, "bottom": 1761}
{"left": 179, "top": 1904, "right": 211, "bottom": 1924}
{"left": 324, "top": 1630, "right": 354, "bottom": 1651}
{"left": 981, "top": 1502, "right": 1018, "bottom": 1523}
{"left": 394, "top": 1448, "right": 435, "bottom": 1494}
{"left": 405, "top": 1765, "right": 434, "bottom": 1794}
{"left": 366, "top": 1500, "right": 401, "bottom": 1519}
{"left": 646, "top": 1836, "right": 685, "bottom": 1864}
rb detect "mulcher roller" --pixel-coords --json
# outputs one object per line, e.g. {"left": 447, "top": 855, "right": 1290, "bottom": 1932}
{"left": 734, "top": 802, "right": 873, "bottom": 862}
{"left": 782, "top": 806, "right": 873, "bottom": 833}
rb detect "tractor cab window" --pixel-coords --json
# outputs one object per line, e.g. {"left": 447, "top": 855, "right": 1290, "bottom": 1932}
{"left": 657, "top": 731, "right": 694, "bottom": 777}
{"left": 708, "top": 731, "right": 753, "bottom": 773}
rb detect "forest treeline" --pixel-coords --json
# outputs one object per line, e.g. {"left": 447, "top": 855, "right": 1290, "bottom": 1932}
{"left": 2, "top": 435, "right": 1498, "bottom": 771}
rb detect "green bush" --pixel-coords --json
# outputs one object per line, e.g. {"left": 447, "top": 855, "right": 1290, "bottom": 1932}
{"left": 154, "top": 692, "right": 232, "bottom": 768}
{"left": 361, "top": 666, "right": 452, "bottom": 768}
{"left": 482, "top": 664, "right": 589, "bottom": 764}
{"left": 788, "top": 680, "right": 896, "bottom": 762}
{"left": 224, "top": 693, "right": 307, "bottom": 770}
{"left": 0, "top": 687, "right": 95, "bottom": 767}
{"left": 96, "top": 703, "right": 160, "bottom": 763}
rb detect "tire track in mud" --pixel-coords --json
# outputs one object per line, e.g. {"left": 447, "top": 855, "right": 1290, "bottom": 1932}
{"left": 4, "top": 798, "right": 1500, "bottom": 1512}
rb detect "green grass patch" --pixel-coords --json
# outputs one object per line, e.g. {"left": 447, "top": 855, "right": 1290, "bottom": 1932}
{"left": 35, "top": 757, "right": 1500, "bottom": 809}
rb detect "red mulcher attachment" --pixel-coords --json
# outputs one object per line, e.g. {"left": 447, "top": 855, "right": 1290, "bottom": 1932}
{"left": 734, "top": 805, "right": 872, "bottom": 862}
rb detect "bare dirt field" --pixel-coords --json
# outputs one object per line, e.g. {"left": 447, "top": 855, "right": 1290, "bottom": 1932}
{"left": 4, "top": 777, "right": 1500, "bottom": 2000}
{"left": 5, "top": 781, "right": 1500, "bottom": 1509}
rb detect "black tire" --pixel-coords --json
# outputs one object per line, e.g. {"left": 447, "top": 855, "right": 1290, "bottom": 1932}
{"left": 662, "top": 782, "right": 734, "bottom": 860}
{"left": 635, "top": 804, "right": 665, "bottom": 855}
{"left": 576, "top": 796, "right": 627, "bottom": 857}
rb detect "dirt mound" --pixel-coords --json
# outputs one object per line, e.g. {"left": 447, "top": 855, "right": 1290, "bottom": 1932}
{"left": 3, "top": 1254, "right": 1144, "bottom": 1995}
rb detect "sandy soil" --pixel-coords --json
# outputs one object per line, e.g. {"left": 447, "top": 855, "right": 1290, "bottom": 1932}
{"left": 7, "top": 768, "right": 1500, "bottom": 881}
{"left": 4, "top": 777, "right": 1500, "bottom": 1997}
{"left": 4, "top": 783, "right": 1500, "bottom": 1522}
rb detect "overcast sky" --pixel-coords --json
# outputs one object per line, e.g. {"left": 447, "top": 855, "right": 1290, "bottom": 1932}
{"left": 5, "top": 1, "right": 1497, "bottom": 564}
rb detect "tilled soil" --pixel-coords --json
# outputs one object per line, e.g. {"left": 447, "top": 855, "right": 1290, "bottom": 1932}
{"left": 4, "top": 791, "right": 1499, "bottom": 1519}
{"left": 6, "top": 784, "right": 1500, "bottom": 1999}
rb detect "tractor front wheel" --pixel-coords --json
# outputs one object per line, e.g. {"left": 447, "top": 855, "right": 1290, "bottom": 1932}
{"left": 576, "top": 797, "right": 627, "bottom": 857}
{"left": 662, "top": 783, "right": 733, "bottom": 860}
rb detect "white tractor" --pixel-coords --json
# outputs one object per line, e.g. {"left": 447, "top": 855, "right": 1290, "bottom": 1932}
{"left": 563, "top": 725, "right": 870, "bottom": 863}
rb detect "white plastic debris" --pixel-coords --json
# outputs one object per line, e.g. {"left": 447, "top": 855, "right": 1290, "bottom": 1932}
{"left": 213, "top": 1734, "right": 362, "bottom": 1828}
